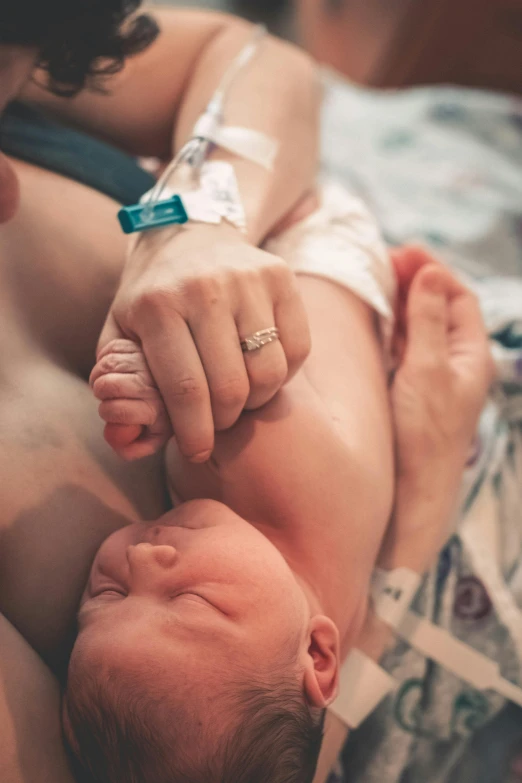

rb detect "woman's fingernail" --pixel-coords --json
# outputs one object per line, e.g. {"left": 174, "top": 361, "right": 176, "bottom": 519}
{"left": 189, "top": 449, "right": 213, "bottom": 464}
{"left": 424, "top": 272, "right": 444, "bottom": 294}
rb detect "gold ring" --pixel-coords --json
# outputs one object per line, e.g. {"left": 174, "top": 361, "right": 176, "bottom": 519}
{"left": 240, "top": 327, "right": 280, "bottom": 353}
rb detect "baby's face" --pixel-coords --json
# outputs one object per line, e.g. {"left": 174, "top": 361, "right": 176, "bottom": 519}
{"left": 75, "top": 500, "right": 309, "bottom": 689}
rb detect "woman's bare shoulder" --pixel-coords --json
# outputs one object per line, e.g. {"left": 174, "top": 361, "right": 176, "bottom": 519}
{"left": 0, "top": 612, "right": 75, "bottom": 783}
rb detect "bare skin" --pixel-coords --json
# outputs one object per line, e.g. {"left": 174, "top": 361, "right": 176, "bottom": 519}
{"left": 0, "top": 159, "right": 167, "bottom": 674}
{"left": 0, "top": 159, "right": 180, "bottom": 783}
{"left": 19, "top": 8, "right": 321, "bottom": 462}
{"left": 0, "top": 155, "right": 492, "bottom": 783}
{"left": 0, "top": 10, "right": 492, "bottom": 783}
{"left": 0, "top": 144, "right": 395, "bottom": 783}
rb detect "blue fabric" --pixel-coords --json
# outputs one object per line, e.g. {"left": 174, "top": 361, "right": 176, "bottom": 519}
{"left": 0, "top": 102, "right": 154, "bottom": 205}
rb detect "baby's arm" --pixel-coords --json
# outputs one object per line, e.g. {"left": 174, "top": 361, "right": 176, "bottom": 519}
{"left": 91, "top": 186, "right": 396, "bottom": 631}
{"left": 314, "top": 248, "right": 493, "bottom": 782}
{"left": 91, "top": 269, "right": 394, "bottom": 640}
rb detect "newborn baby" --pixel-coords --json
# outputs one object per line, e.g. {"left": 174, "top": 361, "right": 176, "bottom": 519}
{"left": 62, "top": 185, "right": 420, "bottom": 783}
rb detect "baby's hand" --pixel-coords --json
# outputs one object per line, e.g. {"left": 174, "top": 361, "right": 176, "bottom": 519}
{"left": 90, "top": 339, "right": 172, "bottom": 460}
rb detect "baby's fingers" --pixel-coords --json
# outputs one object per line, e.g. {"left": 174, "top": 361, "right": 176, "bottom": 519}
{"left": 104, "top": 423, "right": 144, "bottom": 453}
{"left": 104, "top": 423, "right": 169, "bottom": 460}
{"left": 98, "top": 396, "right": 171, "bottom": 459}
{"left": 90, "top": 337, "right": 172, "bottom": 460}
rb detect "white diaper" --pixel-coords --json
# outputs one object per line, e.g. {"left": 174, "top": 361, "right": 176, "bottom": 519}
{"left": 264, "top": 181, "right": 396, "bottom": 356}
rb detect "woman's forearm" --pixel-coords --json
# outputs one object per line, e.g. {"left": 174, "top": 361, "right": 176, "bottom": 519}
{"left": 174, "top": 24, "right": 320, "bottom": 244}
{"left": 23, "top": 9, "right": 320, "bottom": 243}
{"left": 357, "top": 478, "right": 459, "bottom": 664}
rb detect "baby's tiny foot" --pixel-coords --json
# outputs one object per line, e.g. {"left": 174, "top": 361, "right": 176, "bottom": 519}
{"left": 90, "top": 338, "right": 172, "bottom": 460}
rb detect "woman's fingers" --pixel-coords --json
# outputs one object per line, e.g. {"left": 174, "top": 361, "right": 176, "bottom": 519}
{"left": 391, "top": 245, "right": 436, "bottom": 285}
{"left": 235, "top": 290, "right": 288, "bottom": 411}
{"left": 448, "top": 286, "right": 487, "bottom": 346}
{"left": 400, "top": 259, "right": 492, "bottom": 421}
{"left": 404, "top": 265, "right": 448, "bottom": 366}
{"left": 274, "top": 283, "right": 311, "bottom": 383}
{"left": 448, "top": 287, "right": 495, "bottom": 390}
{"left": 391, "top": 246, "right": 442, "bottom": 361}
{"left": 188, "top": 308, "right": 250, "bottom": 431}
{"left": 139, "top": 317, "right": 214, "bottom": 463}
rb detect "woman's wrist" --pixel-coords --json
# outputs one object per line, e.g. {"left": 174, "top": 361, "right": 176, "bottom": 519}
{"left": 378, "top": 476, "right": 458, "bottom": 574}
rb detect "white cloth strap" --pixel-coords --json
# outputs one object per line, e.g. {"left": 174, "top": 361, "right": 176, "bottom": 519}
{"left": 396, "top": 610, "right": 522, "bottom": 708}
{"left": 372, "top": 567, "right": 522, "bottom": 709}
{"left": 371, "top": 567, "right": 422, "bottom": 627}
{"left": 192, "top": 113, "right": 279, "bottom": 170}
{"left": 330, "top": 648, "right": 397, "bottom": 729}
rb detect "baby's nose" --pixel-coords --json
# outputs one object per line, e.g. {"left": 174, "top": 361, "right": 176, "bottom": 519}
{"left": 127, "top": 542, "right": 178, "bottom": 573}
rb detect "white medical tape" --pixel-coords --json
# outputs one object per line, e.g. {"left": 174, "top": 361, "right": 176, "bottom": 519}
{"left": 330, "top": 649, "right": 397, "bottom": 729}
{"left": 396, "top": 610, "right": 522, "bottom": 708}
{"left": 140, "top": 161, "right": 246, "bottom": 233}
{"left": 371, "top": 567, "right": 422, "bottom": 628}
{"left": 198, "top": 160, "right": 247, "bottom": 230}
{"left": 372, "top": 568, "right": 522, "bottom": 709}
{"left": 192, "top": 112, "right": 279, "bottom": 170}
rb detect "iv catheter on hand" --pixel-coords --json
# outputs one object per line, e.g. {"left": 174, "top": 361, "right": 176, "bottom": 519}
{"left": 118, "top": 25, "right": 275, "bottom": 235}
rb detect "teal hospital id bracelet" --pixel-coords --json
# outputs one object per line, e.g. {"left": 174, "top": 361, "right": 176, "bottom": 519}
{"left": 118, "top": 195, "right": 188, "bottom": 235}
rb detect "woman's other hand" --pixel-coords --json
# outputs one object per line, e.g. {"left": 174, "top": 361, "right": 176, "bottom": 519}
{"left": 381, "top": 246, "right": 494, "bottom": 571}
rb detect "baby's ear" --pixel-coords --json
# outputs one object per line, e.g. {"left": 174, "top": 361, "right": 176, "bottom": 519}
{"left": 302, "top": 615, "right": 340, "bottom": 708}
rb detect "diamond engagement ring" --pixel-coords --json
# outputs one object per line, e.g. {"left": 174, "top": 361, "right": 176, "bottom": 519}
{"left": 240, "top": 327, "right": 280, "bottom": 353}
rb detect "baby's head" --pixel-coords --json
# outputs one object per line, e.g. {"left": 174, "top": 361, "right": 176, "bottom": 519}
{"left": 64, "top": 499, "right": 340, "bottom": 782}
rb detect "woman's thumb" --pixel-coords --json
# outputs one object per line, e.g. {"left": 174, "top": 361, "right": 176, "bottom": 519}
{"left": 405, "top": 266, "right": 448, "bottom": 363}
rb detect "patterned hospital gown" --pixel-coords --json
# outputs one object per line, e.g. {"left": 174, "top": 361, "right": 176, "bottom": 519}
{"left": 319, "top": 79, "right": 522, "bottom": 783}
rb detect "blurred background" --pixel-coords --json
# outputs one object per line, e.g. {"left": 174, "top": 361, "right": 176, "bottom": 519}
{"left": 155, "top": 0, "right": 522, "bottom": 95}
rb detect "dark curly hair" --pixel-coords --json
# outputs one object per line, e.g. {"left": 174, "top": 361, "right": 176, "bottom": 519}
{"left": 0, "top": 0, "right": 159, "bottom": 96}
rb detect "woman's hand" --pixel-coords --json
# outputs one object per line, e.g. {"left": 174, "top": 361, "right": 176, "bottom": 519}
{"left": 96, "top": 222, "right": 311, "bottom": 463}
{"left": 380, "top": 247, "right": 494, "bottom": 572}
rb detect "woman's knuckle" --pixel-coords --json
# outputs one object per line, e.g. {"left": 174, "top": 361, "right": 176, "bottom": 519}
{"left": 171, "top": 377, "right": 204, "bottom": 404}
{"left": 414, "top": 355, "right": 445, "bottom": 376}
{"left": 212, "top": 376, "right": 248, "bottom": 409}
{"left": 185, "top": 275, "right": 224, "bottom": 309}
{"left": 286, "top": 332, "right": 312, "bottom": 366}
{"left": 132, "top": 286, "right": 180, "bottom": 321}
{"left": 265, "top": 259, "right": 292, "bottom": 291}
{"left": 251, "top": 361, "right": 287, "bottom": 391}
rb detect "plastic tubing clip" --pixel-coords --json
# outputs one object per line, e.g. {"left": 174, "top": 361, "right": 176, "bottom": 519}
{"left": 118, "top": 195, "right": 188, "bottom": 234}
